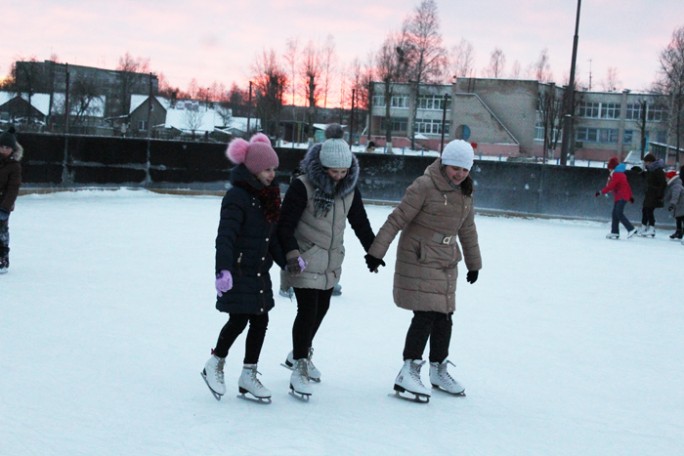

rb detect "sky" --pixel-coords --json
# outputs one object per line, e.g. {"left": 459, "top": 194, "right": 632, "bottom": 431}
{"left": 1, "top": 189, "right": 682, "bottom": 455}
{"left": 3, "top": 0, "right": 684, "bottom": 104}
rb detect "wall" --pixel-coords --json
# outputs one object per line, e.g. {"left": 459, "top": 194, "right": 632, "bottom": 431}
{"left": 15, "top": 133, "right": 672, "bottom": 227}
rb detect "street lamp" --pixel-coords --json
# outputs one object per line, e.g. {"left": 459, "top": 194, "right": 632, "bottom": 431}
{"left": 560, "top": 0, "right": 582, "bottom": 166}
{"left": 440, "top": 93, "right": 450, "bottom": 152}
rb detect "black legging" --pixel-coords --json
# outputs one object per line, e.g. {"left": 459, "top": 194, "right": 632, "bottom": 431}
{"left": 642, "top": 207, "right": 656, "bottom": 226}
{"left": 292, "top": 287, "right": 334, "bottom": 360}
{"left": 213, "top": 313, "right": 269, "bottom": 364}
{"left": 402, "top": 311, "right": 453, "bottom": 363}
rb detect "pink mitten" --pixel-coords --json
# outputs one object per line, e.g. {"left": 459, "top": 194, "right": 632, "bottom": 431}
{"left": 215, "top": 270, "right": 233, "bottom": 296}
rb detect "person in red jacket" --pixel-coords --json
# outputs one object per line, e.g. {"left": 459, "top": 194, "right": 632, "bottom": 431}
{"left": 596, "top": 158, "right": 636, "bottom": 239}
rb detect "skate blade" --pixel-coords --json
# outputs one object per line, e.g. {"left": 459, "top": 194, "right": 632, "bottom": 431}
{"left": 237, "top": 392, "right": 272, "bottom": 404}
{"left": 201, "top": 371, "right": 223, "bottom": 401}
{"left": 281, "top": 363, "right": 321, "bottom": 382}
{"left": 289, "top": 386, "right": 312, "bottom": 401}
{"left": 392, "top": 385, "right": 430, "bottom": 403}
{"left": 431, "top": 384, "right": 466, "bottom": 397}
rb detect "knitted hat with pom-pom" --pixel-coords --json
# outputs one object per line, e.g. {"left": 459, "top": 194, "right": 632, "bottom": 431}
{"left": 320, "top": 124, "right": 352, "bottom": 168}
{"left": 226, "top": 133, "right": 279, "bottom": 175}
{"left": 607, "top": 156, "right": 619, "bottom": 171}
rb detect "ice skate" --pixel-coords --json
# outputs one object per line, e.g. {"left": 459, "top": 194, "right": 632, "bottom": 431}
{"left": 605, "top": 232, "right": 619, "bottom": 240}
{"left": 201, "top": 354, "right": 226, "bottom": 400}
{"left": 393, "top": 359, "right": 430, "bottom": 403}
{"left": 626, "top": 228, "right": 637, "bottom": 238}
{"left": 332, "top": 283, "right": 342, "bottom": 296}
{"left": 430, "top": 360, "right": 465, "bottom": 396}
{"left": 279, "top": 287, "right": 293, "bottom": 298}
{"left": 238, "top": 364, "right": 271, "bottom": 403}
{"left": 289, "top": 358, "right": 312, "bottom": 400}
{"left": 0, "top": 254, "right": 8, "bottom": 274}
{"left": 669, "top": 230, "right": 683, "bottom": 240}
{"left": 644, "top": 226, "right": 655, "bottom": 238}
{"left": 283, "top": 348, "right": 321, "bottom": 382}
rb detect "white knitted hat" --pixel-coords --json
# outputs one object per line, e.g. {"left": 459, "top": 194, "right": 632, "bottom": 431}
{"left": 441, "top": 139, "right": 474, "bottom": 171}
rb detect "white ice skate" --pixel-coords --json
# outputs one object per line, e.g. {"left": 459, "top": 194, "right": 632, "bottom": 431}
{"left": 289, "top": 358, "right": 313, "bottom": 400}
{"left": 283, "top": 348, "right": 321, "bottom": 382}
{"left": 393, "top": 359, "right": 430, "bottom": 403}
{"left": 605, "top": 233, "right": 619, "bottom": 240}
{"left": 429, "top": 360, "right": 465, "bottom": 396}
{"left": 201, "top": 355, "right": 226, "bottom": 400}
{"left": 238, "top": 364, "right": 271, "bottom": 403}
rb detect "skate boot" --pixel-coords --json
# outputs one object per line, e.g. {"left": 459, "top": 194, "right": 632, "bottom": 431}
{"left": 0, "top": 255, "right": 8, "bottom": 274}
{"left": 279, "top": 287, "right": 294, "bottom": 298}
{"left": 645, "top": 225, "right": 656, "bottom": 238}
{"left": 393, "top": 359, "right": 430, "bottom": 402}
{"left": 332, "top": 283, "right": 342, "bottom": 296}
{"left": 238, "top": 364, "right": 271, "bottom": 403}
{"left": 626, "top": 228, "right": 637, "bottom": 238}
{"left": 284, "top": 347, "right": 321, "bottom": 382}
{"left": 201, "top": 354, "right": 226, "bottom": 400}
{"left": 669, "top": 230, "right": 683, "bottom": 240}
{"left": 429, "top": 360, "right": 465, "bottom": 396}
{"left": 605, "top": 232, "right": 619, "bottom": 240}
{"left": 637, "top": 225, "right": 648, "bottom": 237}
{"left": 289, "top": 358, "right": 312, "bottom": 399}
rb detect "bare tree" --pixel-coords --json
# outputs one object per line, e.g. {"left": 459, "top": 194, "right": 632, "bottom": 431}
{"left": 70, "top": 75, "right": 103, "bottom": 127}
{"left": 538, "top": 83, "right": 563, "bottom": 162}
{"left": 402, "top": 0, "right": 448, "bottom": 149}
{"left": 451, "top": 38, "right": 475, "bottom": 79}
{"left": 485, "top": 48, "right": 506, "bottom": 78}
{"left": 117, "top": 52, "right": 150, "bottom": 116}
{"left": 510, "top": 61, "right": 521, "bottom": 79}
{"left": 300, "top": 40, "right": 322, "bottom": 138}
{"left": 321, "top": 35, "right": 337, "bottom": 109}
{"left": 530, "top": 48, "right": 553, "bottom": 82}
{"left": 601, "top": 67, "right": 621, "bottom": 92}
{"left": 252, "top": 48, "right": 287, "bottom": 137}
{"left": 657, "top": 26, "right": 684, "bottom": 164}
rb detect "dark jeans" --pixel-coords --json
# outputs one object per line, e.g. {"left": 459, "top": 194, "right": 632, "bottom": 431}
{"left": 402, "top": 311, "right": 453, "bottom": 363}
{"left": 677, "top": 216, "right": 684, "bottom": 232}
{"left": 292, "top": 287, "right": 333, "bottom": 360}
{"left": 611, "top": 199, "right": 635, "bottom": 234}
{"left": 214, "top": 313, "right": 269, "bottom": 364}
{"left": 641, "top": 207, "right": 656, "bottom": 226}
{"left": 0, "top": 219, "right": 8, "bottom": 257}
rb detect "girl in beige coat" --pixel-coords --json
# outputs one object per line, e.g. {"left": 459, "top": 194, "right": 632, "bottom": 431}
{"left": 366, "top": 139, "right": 482, "bottom": 401}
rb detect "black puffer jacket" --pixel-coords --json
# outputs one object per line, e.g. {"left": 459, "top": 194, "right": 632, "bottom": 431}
{"left": 215, "top": 164, "right": 286, "bottom": 315}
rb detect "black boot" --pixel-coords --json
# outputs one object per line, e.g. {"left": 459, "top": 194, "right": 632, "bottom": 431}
{"left": 670, "top": 230, "right": 683, "bottom": 240}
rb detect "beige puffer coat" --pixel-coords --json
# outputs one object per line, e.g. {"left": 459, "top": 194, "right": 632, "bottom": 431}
{"left": 368, "top": 159, "right": 482, "bottom": 314}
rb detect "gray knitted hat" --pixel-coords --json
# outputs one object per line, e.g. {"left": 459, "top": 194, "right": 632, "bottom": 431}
{"left": 441, "top": 139, "right": 474, "bottom": 171}
{"left": 319, "top": 124, "right": 352, "bottom": 169}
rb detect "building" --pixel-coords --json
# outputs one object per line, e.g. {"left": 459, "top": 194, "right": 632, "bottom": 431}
{"left": 368, "top": 78, "right": 671, "bottom": 163}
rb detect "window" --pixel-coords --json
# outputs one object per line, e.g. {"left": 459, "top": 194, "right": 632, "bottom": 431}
{"left": 138, "top": 120, "right": 148, "bottom": 131}
{"left": 578, "top": 102, "right": 600, "bottom": 118}
{"left": 391, "top": 95, "right": 408, "bottom": 108}
{"left": 625, "top": 103, "right": 642, "bottom": 120}
{"left": 647, "top": 105, "right": 667, "bottom": 121}
{"left": 576, "top": 127, "right": 618, "bottom": 143}
{"left": 372, "top": 95, "right": 385, "bottom": 107}
{"left": 417, "top": 95, "right": 449, "bottom": 111}
{"left": 381, "top": 117, "right": 408, "bottom": 133}
{"left": 623, "top": 130, "right": 634, "bottom": 144}
{"left": 600, "top": 103, "right": 620, "bottom": 119}
{"left": 415, "top": 118, "right": 449, "bottom": 134}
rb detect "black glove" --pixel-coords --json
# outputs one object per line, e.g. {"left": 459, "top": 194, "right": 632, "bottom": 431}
{"left": 594, "top": 191, "right": 601, "bottom": 197}
{"left": 629, "top": 197, "right": 635, "bottom": 203}
{"left": 364, "top": 254, "right": 386, "bottom": 273}
{"left": 466, "top": 270, "right": 479, "bottom": 284}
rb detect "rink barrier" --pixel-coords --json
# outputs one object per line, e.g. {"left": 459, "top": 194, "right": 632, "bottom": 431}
{"left": 15, "top": 132, "right": 673, "bottom": 227}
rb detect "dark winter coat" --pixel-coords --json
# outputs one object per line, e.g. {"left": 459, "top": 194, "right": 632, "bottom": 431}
{"left": 0, "top": 142, "right": 23, "bottom": 213}
{"left": 215, "top": 164, "right": 286, "bottom": 315}
{"left": 368, "top": 159, "right": 482, "bottom": 314}
{"left": 664, "top": 174, "right": 684, "bottom": 218}
{"left": 642, "top": 159, "right": 667, "bottom": 208}
{"left": 278, "top": 144, "right": 375, "bottom": 290}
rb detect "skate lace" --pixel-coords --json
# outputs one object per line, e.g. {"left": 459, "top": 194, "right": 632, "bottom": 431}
{"left": 437, "top": 360, "right": 457, "bottom": 383}
{"left": 247, "top": 366, "right": 266, "bottom": 390}
{"left": 295, "top": 359, "right": 309, "bottom": 381}
{"left": 409, "top": 360, "right": 426, "bottom": 383}
{"left": 216, "top": 358, "right": 225, "bottom": 384}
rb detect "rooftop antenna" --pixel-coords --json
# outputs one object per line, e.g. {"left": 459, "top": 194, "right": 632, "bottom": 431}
{"left": 588, "top": 58, "right": 592, "bottom": 90}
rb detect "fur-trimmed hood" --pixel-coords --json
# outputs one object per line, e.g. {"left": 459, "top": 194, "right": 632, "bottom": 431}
{"left": 1, "top": 141, "right": 23, "bottom": 163}
{"left": 299, "top": 143, "right": 359, "bottom": 198}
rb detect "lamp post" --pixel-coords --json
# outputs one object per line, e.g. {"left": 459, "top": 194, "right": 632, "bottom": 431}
{"left": 246, "top": 80, "right": 253, "bottom": 136}
{"left": 560, "top": 0, "right": 582, "bottom": 166}
{"left": 440, "top": 93, "right": 450, "bottom": 152}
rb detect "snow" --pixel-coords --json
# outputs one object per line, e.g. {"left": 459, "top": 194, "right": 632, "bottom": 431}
{"left": 1, "top": 189, "right": 682, "bottom": 455}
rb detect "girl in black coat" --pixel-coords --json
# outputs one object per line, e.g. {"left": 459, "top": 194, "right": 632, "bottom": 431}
{"left": 201, "top": 133, "right": 286, "bottom": 402}
{"left": 638, "top": 153, "right": 667, "bottom": 237}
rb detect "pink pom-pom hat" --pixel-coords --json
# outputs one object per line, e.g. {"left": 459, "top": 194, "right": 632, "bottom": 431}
{"left": 226, "top": 133, "right": 279, "bottom": 175}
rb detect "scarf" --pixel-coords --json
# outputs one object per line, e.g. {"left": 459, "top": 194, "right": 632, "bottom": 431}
{"left": 234, "top": 181, "right": 281, "bottom": 223}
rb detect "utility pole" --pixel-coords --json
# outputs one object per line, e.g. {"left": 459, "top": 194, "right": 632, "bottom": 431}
{"left": 440, "top": 93, "right": 450, "bottom": 152}
{"left": 560, "top": 0, "right": 582, "bottom": 166}
{"left": 246, "top": 81, "right": 252, "bottom": 136}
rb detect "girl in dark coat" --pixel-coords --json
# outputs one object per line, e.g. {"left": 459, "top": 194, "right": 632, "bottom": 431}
{"left": 201, "top": 133, "right": 286, "bottom": 402}
{"left": 638, "top": 153, "right": 667, "bottom": 237}
{"left": 0, "top": 126, "right": 22, "bottom": 274}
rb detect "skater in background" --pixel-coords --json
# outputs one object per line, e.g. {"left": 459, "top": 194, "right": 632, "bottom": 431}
{"left": 637, "top": 153, "right": 667, "bottom": 237}
{"left": 664, "top": 166, "right": 684, "bottom": 240}
{"left": 201, "top": 133, "right": 286, "bottom": 402}
{"left": 365, "top": 139, "right": 482, "bottom": 401}
{"left": 0, "top": 126, "right": 22, "bottom": 274}
{"left": 596, "top": 157, "right": 637, "bottom": 240}
{"left": 278, "top": 124, "right": 376, "bottom": 398}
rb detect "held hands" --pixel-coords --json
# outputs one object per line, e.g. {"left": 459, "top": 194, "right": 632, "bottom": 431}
{"left": 364, "top": 254, "right": 386, "bottom": 273}
{"left": 215, "top": 270, "right": 233, "bottom": 297}
{"left": 286, "top": 256, "right": 308, "bottom": 274}
{"left": 466, "top": 270, "right": 479, "bottom": 284}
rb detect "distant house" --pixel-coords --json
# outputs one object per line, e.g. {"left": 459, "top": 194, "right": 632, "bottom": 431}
{"left": 0, "top": 92, "right": 50, "bottom": 129}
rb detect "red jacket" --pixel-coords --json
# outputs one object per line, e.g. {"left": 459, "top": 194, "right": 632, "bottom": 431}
{"left": 601, "top": 170, "right": 632, "bottom": 202}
